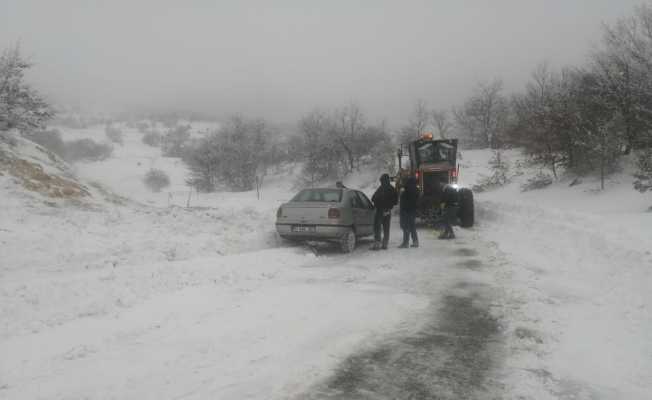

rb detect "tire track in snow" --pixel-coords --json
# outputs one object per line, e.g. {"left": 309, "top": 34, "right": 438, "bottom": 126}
{"left": 299, "top": 254, "right": 505, "bottom": 399}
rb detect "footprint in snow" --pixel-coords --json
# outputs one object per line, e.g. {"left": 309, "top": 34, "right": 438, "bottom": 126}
{"left": 62, "top": 345, "right": 97, "bottom": 360}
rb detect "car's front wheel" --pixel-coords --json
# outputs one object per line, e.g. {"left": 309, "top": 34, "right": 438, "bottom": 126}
{"left": 339, "top": 228, "right": 356, "bottom": 253}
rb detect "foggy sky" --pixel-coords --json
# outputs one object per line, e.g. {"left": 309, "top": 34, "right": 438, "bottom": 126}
{"left": 0, "top": 0, "right": 643, "bottom": 125}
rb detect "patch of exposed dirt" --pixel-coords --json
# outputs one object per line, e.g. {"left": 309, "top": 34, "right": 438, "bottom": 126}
{"left": 1, "top": 154, "right": 89, "bottom": 199}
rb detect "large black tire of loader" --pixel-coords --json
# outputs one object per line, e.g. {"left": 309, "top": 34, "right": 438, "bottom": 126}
{"left": 458, "top": 188, "right": 474, "bottom": 228}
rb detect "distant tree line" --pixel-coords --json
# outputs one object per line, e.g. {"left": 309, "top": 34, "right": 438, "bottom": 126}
{"left": 179, "top": 104, "right": 395, "bottom": 192}
{"left": 3, "top": 5, "right": 651, "bottom": 196}
{"left": 22, "top": 128, "right": 114, "bottom": 162}
{"left": 444, "top": 5, "right": 652, "bottom": 191}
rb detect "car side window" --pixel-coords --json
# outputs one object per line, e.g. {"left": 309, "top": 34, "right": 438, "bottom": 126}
{"left": 355, "top": 191, "right": 373, "bottom": 209}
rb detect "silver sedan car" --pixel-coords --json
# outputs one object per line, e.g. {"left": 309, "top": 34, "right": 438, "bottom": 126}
{"left": 275, "top": 188, "right": 375, "bottom": 252}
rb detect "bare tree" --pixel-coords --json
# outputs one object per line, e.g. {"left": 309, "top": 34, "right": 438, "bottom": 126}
{"left": 592, "top": 6, "right": 652, "bottom": 154}
{"left": 332, "top": 103, "right": 366, "bottom": 172}
{"left": 295, "top": 105, "right": 395, "bottom": 185}
{"left": 184, "top": 115, "right": 272, "bottom": 192}
{"left": 568, "top": 70, "right": 624, "bottom": 187}
{"left": 298, "top": 110, "right": 341, "bottom": 186}
{"left": 454, "top": 79, "right": 508, "bottom": 149}
{"left": 398, "top": 99, "right": 429, "bottom": 144}
{"left": 602, "top": 5, "right": 652, "bottom": 73}
{"left": 431, "top": 109, "right": 451, "bottom": 139}
{"left": 184, "top": 134, "right": 221, "bottom": 192}
{"left": 367, "top": 120, "right": 396, "bottom": 173}
{"left": 511, "top": 63, "right": 567, "bottom": 178}
{"left": 634, "top": 147, "right": 652, "bottom": 194}
{"left": 162, "top": 124, "right": 191, "bottom": 157}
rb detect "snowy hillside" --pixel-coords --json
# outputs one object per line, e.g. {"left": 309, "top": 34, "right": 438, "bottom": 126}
{"left": 1, "top": 132, "right": 651, "bottom": 399}
{"left": 55, "top": 122, "right": 216, "bottom": 207}
{"left": 0, "top": 133, "right": 91, "bottom": 202}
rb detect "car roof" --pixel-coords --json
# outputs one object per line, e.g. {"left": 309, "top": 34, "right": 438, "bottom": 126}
{"left": 297, "top": 188, "right": 363, "bottom": 195}
{"left": 304, "top": 187, "right": 355, "bottom": 191}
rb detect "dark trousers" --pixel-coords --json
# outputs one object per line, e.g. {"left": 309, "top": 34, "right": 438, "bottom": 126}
{"left": 442, "top": 206, "right": 458, "bottom": 237}
{"left": 400, "top": 209, "right": 418, "bottom": 244}
{"left": 374, "top": 210, "right": 391, "bottom": 246}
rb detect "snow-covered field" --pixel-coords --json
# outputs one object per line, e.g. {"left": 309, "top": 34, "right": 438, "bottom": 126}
{"left": 1, "top": 127, "right": 651, "bottom": 399}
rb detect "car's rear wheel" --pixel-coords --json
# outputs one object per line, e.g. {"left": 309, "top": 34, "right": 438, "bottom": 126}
{"left": 340, "top": 228, "right": 356, "bottom": 253}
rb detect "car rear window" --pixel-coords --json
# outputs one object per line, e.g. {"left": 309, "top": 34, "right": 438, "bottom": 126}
{"left": 291, "top": 189, "right": 343, "bottom": 202}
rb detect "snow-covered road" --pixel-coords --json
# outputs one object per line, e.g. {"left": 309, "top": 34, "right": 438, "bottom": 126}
{"left": 1, "top": 218, "right": 510, "bottom": 400}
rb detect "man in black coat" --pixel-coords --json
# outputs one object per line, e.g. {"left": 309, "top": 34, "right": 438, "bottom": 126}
{"left": 399, "top": 176, "right": 419, "bottom": 248}
{"left": 371, "top": 173, "right": 398, "bottom": 250}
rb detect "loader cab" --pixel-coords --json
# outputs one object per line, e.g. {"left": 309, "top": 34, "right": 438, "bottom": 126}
{"left": 397, "top": 137, "right": 459, "bottom": 188}
{"left": 414, "top": 139, "right": 456, "bottom": 166}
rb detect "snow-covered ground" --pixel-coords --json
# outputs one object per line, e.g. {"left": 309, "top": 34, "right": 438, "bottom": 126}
{"left": 462, "top": 149, "right": 652, "bottom": 399}
{"left": 1, "top": 128, "right": 651, "bottom": 399}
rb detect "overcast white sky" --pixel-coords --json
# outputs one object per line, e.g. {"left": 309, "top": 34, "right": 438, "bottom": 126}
{"left": 0, "top": 0, "right": 643, "bottom": 125}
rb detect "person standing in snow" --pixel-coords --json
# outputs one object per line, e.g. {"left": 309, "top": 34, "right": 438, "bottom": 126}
{"left": 371, "top": 173, "right": 398, "bottom": 250}
{"left": 399, "top": 176, "right": 419, "bottom": 248}
{"left": 439, "top": 183, "right": 459, "bottom": 239}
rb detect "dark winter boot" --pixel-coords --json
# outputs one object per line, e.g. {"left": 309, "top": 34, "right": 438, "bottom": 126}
{"left": 410, "top": 241, "right": 419, "bottom": 248}
{"left": 398, "top": 242, "right": 409, "bottom": 248}
{"left": 370, "top": 241, "right": 381, "bottom": 251}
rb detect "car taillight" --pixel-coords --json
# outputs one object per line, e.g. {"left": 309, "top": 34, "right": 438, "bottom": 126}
{"left": 276, "top": 207, "right": 283, "bottom": 218}
{"left": 451, "top": 166, "right": 459, "bottom": 182}
{"left": 328, "top": 208, "right": 340, "bottom": 219}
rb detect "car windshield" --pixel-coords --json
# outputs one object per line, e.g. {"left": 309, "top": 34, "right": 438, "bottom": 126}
{"left": 416, "top": 142, "right": 453, "bottom": 163}
{"left": 291, "top": 189, "right": 343, "bottom": 202}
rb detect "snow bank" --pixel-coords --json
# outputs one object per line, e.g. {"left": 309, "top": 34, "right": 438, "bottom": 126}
{"left": 464, "top": 148, "right": 652, "bottom": 399}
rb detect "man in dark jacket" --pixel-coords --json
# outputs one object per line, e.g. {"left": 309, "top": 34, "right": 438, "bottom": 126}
{"left": 399, "top": 176, "right": 419, "bottom": 248}
{"left": 371, "top": 173, "right": 398, "bottom": 250}
{"left": 439, "top": 183, "right": 459, "bottom": 239}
